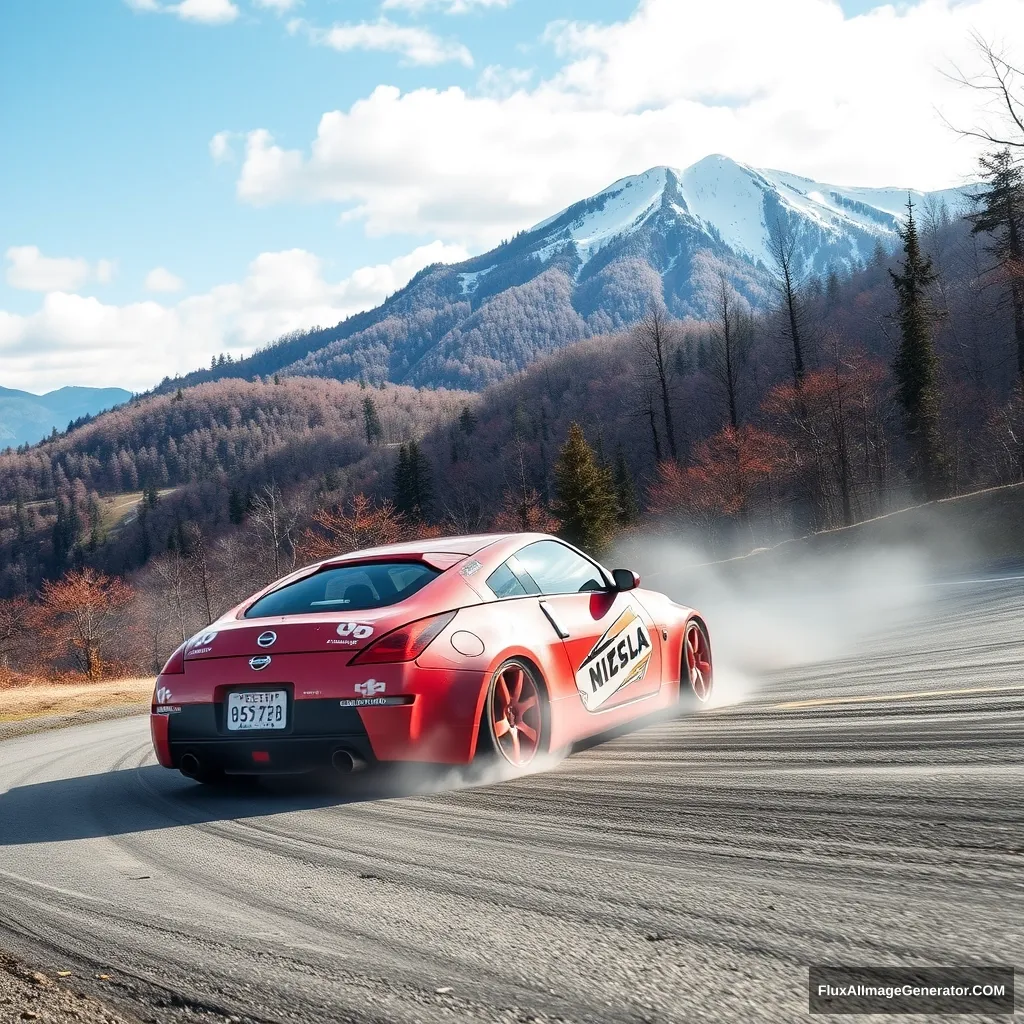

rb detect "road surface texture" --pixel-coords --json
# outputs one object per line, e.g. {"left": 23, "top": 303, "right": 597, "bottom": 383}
{"left": 1, "top": 572, "right": 1021, "bottom": 1024}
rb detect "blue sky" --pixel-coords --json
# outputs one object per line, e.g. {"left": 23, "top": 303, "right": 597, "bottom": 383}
{"left": 1, "top": 0, "right": 1017, "bottom": 392}
{"left": 2, "top": 0, "right": 637, "bottom": 311}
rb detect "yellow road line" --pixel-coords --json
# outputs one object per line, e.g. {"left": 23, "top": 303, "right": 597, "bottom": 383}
{"left": 772, "top": 684, "right": 1024, "bottom": 710}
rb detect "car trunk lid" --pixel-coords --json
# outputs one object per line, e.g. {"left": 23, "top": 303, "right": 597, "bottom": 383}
{"left": 183, "top": 609, "right": 414, "bottom": 663}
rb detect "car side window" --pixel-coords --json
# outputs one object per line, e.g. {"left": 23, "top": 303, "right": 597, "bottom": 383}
{"left": 486, "top": 562, "right": 528, "bottom": 599}
{"left": 514, "top": 540, "right": 606, "bottom": 596}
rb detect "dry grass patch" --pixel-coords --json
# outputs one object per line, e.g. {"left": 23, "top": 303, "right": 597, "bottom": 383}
{"left": 0, "top": 677, "right": 153, "bottom": 723}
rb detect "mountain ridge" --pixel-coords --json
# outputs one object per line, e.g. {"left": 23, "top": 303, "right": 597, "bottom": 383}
{"left": 0, "top": 385, "right": 134, "bottom": 450}
{"left": 157, "top": 155, "right": 967, "bottom": 394}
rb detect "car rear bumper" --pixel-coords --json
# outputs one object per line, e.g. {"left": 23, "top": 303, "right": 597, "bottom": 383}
{"left": 151, "top": 667, "right": 488, "bottom": 772}
{"left": 173, "top": 735, "right": 378, "bottom": 775}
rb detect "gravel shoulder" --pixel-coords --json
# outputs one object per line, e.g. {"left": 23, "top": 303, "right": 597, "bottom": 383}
{"left": 0, "top": 680, "right": 152, "bottom": 742}
{"left": 0, "top": 952, "right": 141, "bottom": 1024}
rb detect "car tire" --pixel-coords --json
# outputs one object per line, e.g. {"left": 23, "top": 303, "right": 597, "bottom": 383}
{"left": 680, "top": 618, "right": 713, "bottom": 708}
{"left": 478, "top": 658, "right": 548, "bottom": 769}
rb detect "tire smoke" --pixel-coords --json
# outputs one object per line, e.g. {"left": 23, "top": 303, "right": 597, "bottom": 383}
{"left": 612, "top": 532, "right": 937, "bottom": 707}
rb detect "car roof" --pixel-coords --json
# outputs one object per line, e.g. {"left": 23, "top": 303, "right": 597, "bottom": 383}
{"left": 324, "top": 532, "right": 545, "bottom": 563}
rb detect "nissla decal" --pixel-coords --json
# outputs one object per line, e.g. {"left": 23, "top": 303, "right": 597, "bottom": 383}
{"left": 575, "top": 606, "right": 652, "bottom": 712}
{"left": 355, "top": 679, "right": 386, "bottom": 697}
{"left": 460, "top": 559, "right": 482, "bottom": 577}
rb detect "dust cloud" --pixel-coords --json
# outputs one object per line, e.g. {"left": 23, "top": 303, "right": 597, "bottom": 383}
{"left": 611, "top": 531, "right": 940, "bottom": 708}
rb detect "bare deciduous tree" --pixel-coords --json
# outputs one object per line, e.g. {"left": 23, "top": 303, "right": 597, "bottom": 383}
{"left": 151, "top": 549, "right": 190, "bottom": 645}
{"left": 632, "top": 306, "right": 679, "bottom": 460}
{"left": 247, "top": 483, "right": 300, "bottom": 579}
{"left": 944, "top": 34, "right": 1024, "bottom": 150}
{"left": 767, "top": 217, "right": 808, "bottom": 386}
{"left": 709, "top": 273, "right": 748, "bottom": 429}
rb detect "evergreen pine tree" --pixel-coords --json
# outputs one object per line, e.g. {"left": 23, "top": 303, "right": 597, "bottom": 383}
{"left": 363, "top": 395, "right": 383, "bottom": 443}
{"left": 458, "top": 406, "right": 477, "bottom": 435}
{"left": 552, "top": 423, "right": 618, "bottom": 553}
{"left": 407, "top": 440, "right": 433, "bottom": 520}
{"left": 890, "top": 198, "right": 947, "bottom": 499}
{"left": 228, "top": 487, "right": 246, "bottom": 525}
{"left": 826, "top": 268, "right": 841, "bottom": 306}
{"left": 14, "top": 492, "right": 27, "bottom": 545}
{"left": 968, "top": 148, "right": 1024, "bottom": 377}
{"left": 393, "top": 444, "right": 414, "bottom": 517}
{"left": 613, "top": 448, "right": 639, "bottom": 525}
{"left": 52, "top": 497, "right": 69, "bottom": 568}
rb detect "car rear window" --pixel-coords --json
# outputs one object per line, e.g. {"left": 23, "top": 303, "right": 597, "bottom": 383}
{"left": 244, "top": 562, "right": 441, "bottom": 618}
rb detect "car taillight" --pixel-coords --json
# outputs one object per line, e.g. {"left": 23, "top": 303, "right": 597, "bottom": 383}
{"left": 160, "top": 643, "right": 186, "bottom": 675}
{"left": 351, "top": 611, "right": 456, "bottom": 665}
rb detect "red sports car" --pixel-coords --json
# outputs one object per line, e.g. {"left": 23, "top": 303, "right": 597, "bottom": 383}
{"left": 150, "top": 532, "right": 713, "bottom": 782}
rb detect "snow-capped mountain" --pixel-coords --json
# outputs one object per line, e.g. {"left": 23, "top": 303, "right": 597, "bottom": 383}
{"left": 458, "top": 156, "right": 964, "bottom": 305}
{"left": 167, "top": 156, "right": 967, "bottom": 393}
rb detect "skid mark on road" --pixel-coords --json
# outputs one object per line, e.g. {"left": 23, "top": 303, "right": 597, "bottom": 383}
{"left": 772, "top": 683, "right": 1024, "bottom": 709}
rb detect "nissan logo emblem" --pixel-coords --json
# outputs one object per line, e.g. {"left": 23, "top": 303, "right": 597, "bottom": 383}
{"left": 257, "top": 631, "right": 277, "bottom": 648}
{"left": 249, "top": 655, "right": 271, "bottom": 671}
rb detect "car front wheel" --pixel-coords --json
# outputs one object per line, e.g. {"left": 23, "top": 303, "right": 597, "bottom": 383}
{"left": 681, "top": 619, "right": 713, "bottom": 707}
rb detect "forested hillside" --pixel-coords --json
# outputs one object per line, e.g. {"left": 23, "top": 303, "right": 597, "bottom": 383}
{"left": 1, "top": 143, "right": 1020, "bottom": 686}
{"left": 0, "top": 377, "right": 468, "bottom": 594}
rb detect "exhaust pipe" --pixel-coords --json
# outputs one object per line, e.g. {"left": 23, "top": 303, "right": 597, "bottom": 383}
{"left": 179, "top": 752, "right": 201, "bottom": 779}
{"left": 332, "top": 749, "right": 365, "bottom": 774}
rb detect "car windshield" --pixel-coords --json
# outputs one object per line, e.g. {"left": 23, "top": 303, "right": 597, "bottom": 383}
{"left": 244, "top": 562, "right": 441, "bottom": 617}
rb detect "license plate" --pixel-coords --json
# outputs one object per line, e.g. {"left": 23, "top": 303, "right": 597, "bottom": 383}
{"left": 227, "top": 690, "right": 287, "bottom": 731}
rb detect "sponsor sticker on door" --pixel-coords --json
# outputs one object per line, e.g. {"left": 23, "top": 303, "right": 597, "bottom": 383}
{"left": 575, "top": 605, "right": 652, "bottom": 712}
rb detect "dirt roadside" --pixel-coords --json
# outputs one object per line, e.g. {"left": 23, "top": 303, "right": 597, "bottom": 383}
{"left": 0, "top": 953, "right": 141, "bottom": 1024}
{"left": 0, "top": 680, "right": 153, "bottom": 742}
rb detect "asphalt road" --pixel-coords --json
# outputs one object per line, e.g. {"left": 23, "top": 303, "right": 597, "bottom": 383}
{"left": 0, "top": 572, "right": 1021, "bottom": 1024}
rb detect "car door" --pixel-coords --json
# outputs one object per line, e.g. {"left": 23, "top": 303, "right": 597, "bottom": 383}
{"left": 513, "top": 540, "right": 663, "bottom": 713}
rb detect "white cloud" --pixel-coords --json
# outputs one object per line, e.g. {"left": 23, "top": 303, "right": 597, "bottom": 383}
{"left": 253, "top": 0, "right": 300, "bottom": 10}
{"left": 209, "top": 130, "right": 235, "bottom": 163}
{"left": 382, "top": 0, "right": 513, "bottom": 12}
{"left": 477, "top": 64, "right": 532, "bottom": 97}
{"left": 295, "top": 17, "right": 473, "bottom": 67}
{"left": 124, "top": 0, "right": 239, "bottom": 25}
{"left": 235, "top": 0, "right": 1021, "bottom": 249}
{"left": 6, "top": 247, "right": 92, "bottom": 293}
{"left": 145, "top": 267, "right": 186, "bottom": 293}
{"left": 0, "top": 241, "right": 467, "bottom": 392}
{"left": 95, "top": 260, "right": 117, "bottom": 284}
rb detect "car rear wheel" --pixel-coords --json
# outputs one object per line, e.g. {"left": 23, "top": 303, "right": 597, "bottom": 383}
{"left": 483, "top": 658, "right": 546, "bottom": 768}
{"left": 681, "top": 619, "right": 713, "bottom": 706}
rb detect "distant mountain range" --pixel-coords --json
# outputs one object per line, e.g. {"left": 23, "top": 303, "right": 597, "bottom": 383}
{"left": 0, "top": 385, "right": 133, "bottom": 449}
{"left": 159, "top": 154, "right": 965, "bottom": 392}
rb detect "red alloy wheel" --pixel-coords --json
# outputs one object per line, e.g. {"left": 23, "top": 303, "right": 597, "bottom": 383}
{"left": 489, "top": 661, "right": 543, "bottom": 767}
{"left": 684, "top": 621, "right": 713, "bottom": 702}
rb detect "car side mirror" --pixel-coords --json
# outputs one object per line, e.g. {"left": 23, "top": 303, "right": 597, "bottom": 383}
{"left": 611, "top": 568, "right": 641, "bottom": 592}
